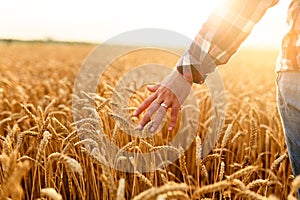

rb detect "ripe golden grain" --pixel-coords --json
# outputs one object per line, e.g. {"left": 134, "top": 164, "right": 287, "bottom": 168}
{"left": 246, "top": 179, "right": 269, "bottom": 190}
{"left": 116, "top": 178, "right": 125, "bottom": 200}
{"left": 36, "top": 130, "right": 51, "bottom": 162}
{"left": 196, "top": 136, "right": 202, "bottom": 167}
{"left": 40, "top": 188, "right": 63, "bottom": 200}
{"left": 228, "top": 166, "right": 258, "bottom": 180}
{"left": 193, "top": 180, "right": 230, "bottom": 197}
{"left": 219, "top": 161, "right": 225, "bottom": 181}
{"left": 157, "top": 191, "right": 190, "bottom": 200}
{"left": 271, "top": 153, "right": 288, "bottom": 171}
{"left": 221, "top": 124, "right": 233, "bottom": 148}
{"left": 133, "top": 183, "right": 188, "bottom": 200}
{"left": 0, "top": 44, "right": 293, "bottom": 199}
{"left": 236, "top": 190, "right": 267, "bottom": 200}
{"left": 178, "top": 147, "right": 188, "bottom": 178}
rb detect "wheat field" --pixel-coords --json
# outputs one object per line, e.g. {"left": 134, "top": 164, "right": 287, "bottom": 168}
{"left": 0, "top": 42, "right": 299, "bottom": 200}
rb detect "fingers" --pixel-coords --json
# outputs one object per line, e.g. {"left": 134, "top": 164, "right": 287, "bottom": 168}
{"left": 137, "top": 101, "right": 161, "bottom": 129}
{"left": 146, "top": 84, "right": 160, "bottom": 92}
{"left": 133, "top": 84, "right": 160, "bottom": 117}
{"left": 168, "top": 105, "right": 180, "bottom": 131}
{"left": 133, "top": 93, "right": 157, "bottom": 117}
{"left": 134, "top": 84, "right": 182, "bottom": 132}
{"left": 150, "top": 107, "right": 167, "bottom": 132}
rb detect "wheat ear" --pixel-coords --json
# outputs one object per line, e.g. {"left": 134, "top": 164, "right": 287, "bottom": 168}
{"left": 116, "top": 178, "right": 125, "bottom": 200}
{"left": 178, "top": 147, "right": 187, "bottom": 177}
{"left": 193, "top": 180, "right": 230, "bottom": 198}
{"left": 221, "top": 124, "right": 233, "bottom": 148}
{"left": 40, "top": 188, "right": 63, "bottom": 200}
{"left": 36, "top": 130, "right": 52, "bottom": 162}
{"left": 133, "top": 183, "right": 188, "bottom": 200}
{"left": 271, "top": 153, "right": 288, "bottom": 171}
{"left": 196, "top": 136, "right": 202, "bottom": 167}
{"left": 288, "top": 175, "right": 300, "bottom": 199}
{"left": 228, "top": 166, "right": 258, "bottom": 180}
{"left": 157, "top": 191, "right": 190, "bottom": 200}
{"left": 235, "top": 190, "right": 267, "bottom": 200}
{"left": 219, "top": 161, "right": 225, "bottom": 181}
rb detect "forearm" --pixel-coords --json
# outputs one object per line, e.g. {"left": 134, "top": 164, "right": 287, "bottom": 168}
{"left": 177, "top": 0, "right": 280, "bottom": 84}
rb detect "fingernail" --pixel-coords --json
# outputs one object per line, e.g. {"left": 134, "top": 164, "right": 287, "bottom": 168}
{"left": 150, "top": 126, "right": 155, "bottom": 132}
{"left": 168, "top": 127, "right": 173, "bottom": 131}
{"left": 136, "top": 124, "right": 143, "bottom": 130}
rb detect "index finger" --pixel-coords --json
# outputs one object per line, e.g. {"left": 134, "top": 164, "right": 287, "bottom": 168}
{"left": 150, "top": 107, "right": 167, "bottom": 132}
{"left": 133, "top": 93, "right": 157, "bottom": 116}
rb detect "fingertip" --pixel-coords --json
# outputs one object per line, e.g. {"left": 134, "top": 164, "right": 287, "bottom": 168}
{"left": 169, "top": 114, "right": 178, "bottom": 132}
{"left": 133, "top": 107, "right": 143, "bottom": 116}
{"left": 147, "top": 84, "right": 160, "bottom": 92}
{"left": 150, "top": 126, "right": 155, "bottom": 133}
{"left": 146, "top": 85, "right": 155, "bottom": 92}
{"left": 136, "top": 124, "right": 143, "bottom": 130}
{"left": 146, "top": 85, "right": 153, "bottom": 89}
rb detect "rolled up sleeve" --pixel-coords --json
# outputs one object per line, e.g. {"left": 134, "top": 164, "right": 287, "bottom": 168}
{"left": 177, "top": 0, "right": 280, "bottom": 84}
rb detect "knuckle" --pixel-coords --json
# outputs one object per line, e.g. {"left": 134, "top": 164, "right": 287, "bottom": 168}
{"left": 171, "top": 106, "right": 177, "bottom": 112}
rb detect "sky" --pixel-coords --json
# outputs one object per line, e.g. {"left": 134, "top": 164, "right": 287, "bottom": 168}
{"left": 0, "top": 0, "right": 290, "bottom": 48}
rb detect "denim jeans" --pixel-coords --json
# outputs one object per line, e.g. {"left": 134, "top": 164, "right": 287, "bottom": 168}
{"left": 276, "top": 71, "right": 300, "bottom": 197}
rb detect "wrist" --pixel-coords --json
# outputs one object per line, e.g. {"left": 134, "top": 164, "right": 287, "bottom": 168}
{"left": 161, "top": 70, "right": 192, "bottom": 105}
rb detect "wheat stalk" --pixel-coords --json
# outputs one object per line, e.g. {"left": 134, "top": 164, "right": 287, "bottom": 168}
{"left": 90, "top": 149, "right": 117, "bottom": 199}
{"left": 52, "top": 117, "right": 70, "bottom": 133}
{"left": 0, "top": 157, "right": 30, "bottom": 200}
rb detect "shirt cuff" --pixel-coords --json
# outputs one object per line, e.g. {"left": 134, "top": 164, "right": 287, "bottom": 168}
{"left": 176, "top": 49, "right": 216, "bottom": 84}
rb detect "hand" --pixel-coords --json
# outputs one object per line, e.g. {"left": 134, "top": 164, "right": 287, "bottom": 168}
{"left": 133, "top": 84, "right": 181, "bottom": 132}
{"left": 133, "top": 70, "right": 192, "bottom": 133}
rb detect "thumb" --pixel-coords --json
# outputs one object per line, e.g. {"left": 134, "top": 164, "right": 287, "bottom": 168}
{"left": 146, "top": 84, "right": 160, "bottom": 92}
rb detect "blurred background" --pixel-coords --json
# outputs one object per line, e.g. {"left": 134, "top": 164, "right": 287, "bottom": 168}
{"left": 0, "top": 0, "right": 290, "bottom": 49}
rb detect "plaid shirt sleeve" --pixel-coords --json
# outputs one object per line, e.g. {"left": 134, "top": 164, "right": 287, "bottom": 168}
{"left": 277, "top": 0, "right": 300, "bottom": 71}
{"left": 176, "top": 0, "right": 280, "bottom": 84}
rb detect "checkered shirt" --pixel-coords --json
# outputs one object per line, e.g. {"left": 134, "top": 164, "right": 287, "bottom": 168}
{"left": 176, "top": 0, "right": 300, "bottom": 84}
